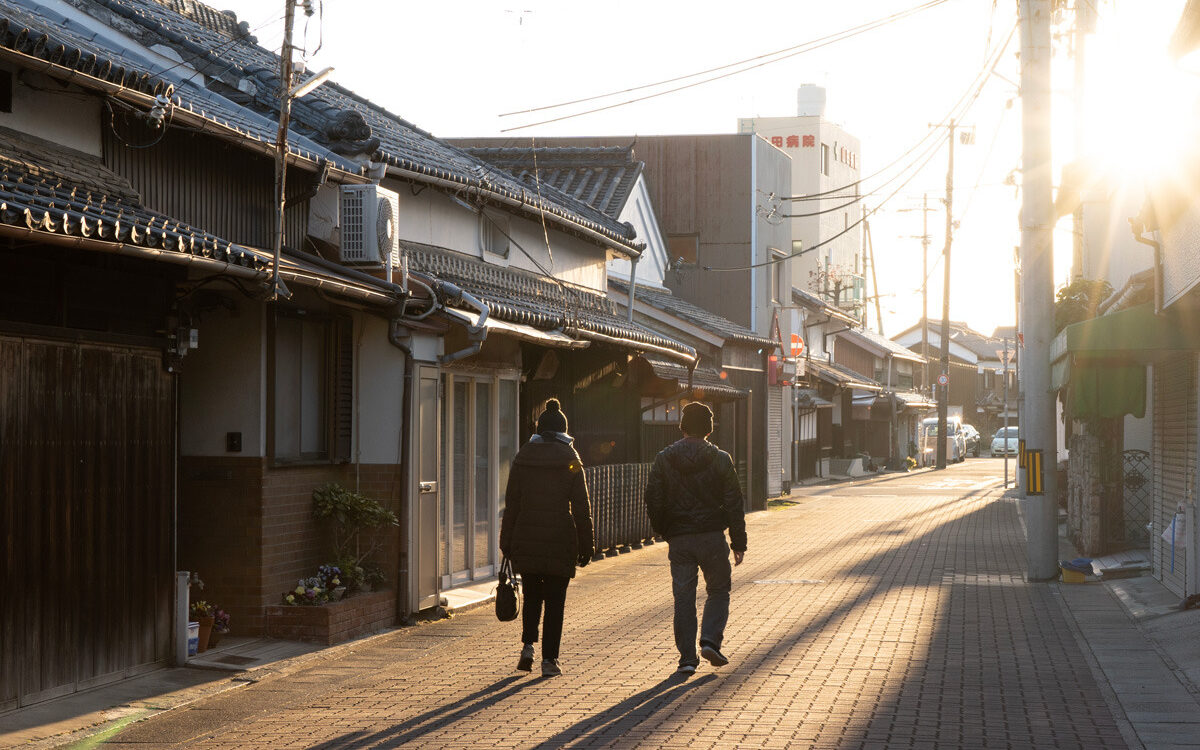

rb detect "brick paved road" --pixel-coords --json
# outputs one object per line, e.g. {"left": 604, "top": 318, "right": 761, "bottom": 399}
{"left": 110, "top": 461, "right": 1128, "bottom": 749}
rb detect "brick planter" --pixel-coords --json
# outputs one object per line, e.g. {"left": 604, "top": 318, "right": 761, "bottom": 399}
{"left": 265, "top": 590, "right": 395, "bottom": 645}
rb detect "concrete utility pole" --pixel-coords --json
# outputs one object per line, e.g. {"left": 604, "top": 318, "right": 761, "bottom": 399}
{"left": 936, "top": 121, "right": 957, "bottom": 470}
{"left": 270, "top": 0, "right": 298, "bottom": 301}
{"left": 1020, "top": 0, "right": 1058, "bottom": 580}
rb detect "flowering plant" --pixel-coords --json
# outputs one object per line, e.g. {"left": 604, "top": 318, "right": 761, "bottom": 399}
{"left": 318, "top": 564, "right": 342, "bottom": 590}
{"left": 282, "top": 575, "right": 330, "bottom": 606}
{"left": 213, "top": 608, "right": 231, "bottom": 633}
{"left": 190, "top": 600, "right": 214, "bottom": 618}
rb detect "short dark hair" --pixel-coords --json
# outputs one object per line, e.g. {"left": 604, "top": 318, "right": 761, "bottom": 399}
{"left": 680, "top": 402, "right": 713, "bottom": 437}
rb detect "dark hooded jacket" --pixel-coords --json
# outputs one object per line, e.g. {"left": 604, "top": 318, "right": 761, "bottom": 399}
{"left": 644, "top": 437, "right": 747, "bottom": 552}
{"left": 499, "top": 433, "right": 594, "bottom": 579}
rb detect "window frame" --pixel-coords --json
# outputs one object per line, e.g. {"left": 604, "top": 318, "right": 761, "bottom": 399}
{"left": 268, "top": 307, "right": 353, "bottom": 466}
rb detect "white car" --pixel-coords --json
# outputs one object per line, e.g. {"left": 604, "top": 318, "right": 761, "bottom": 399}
{"left": 990, "top": 426, "right": 1019, "bottom": 457}
{"left": 921, "top": 417, "right": 967, "bottom": 463}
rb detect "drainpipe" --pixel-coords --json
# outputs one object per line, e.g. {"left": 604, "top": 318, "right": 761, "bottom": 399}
{"left": 387, "top": 318, "right": 415, "bottom": 622}
{"left": 627, "top": 259, "right": 638, "bottom": 323}
{"left": 1131, "top": 231, "right": 1163, "bottom": 314}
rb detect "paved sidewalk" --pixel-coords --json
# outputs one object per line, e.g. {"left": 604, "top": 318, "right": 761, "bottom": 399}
{"left": 92, "top": 470, "right": 1136, "bottom": 749}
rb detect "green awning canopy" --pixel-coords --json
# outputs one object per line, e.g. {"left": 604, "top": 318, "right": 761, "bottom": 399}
{"left": 1052, "top": 303, "right": 1199, "bottom": 419}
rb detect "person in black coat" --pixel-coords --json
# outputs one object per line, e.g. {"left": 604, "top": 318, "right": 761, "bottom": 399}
{"left": 644, "top": 401, "right": 746, "bottom": 674}
{"left": 499, "top": 399, "right": 594, "bottom": 677}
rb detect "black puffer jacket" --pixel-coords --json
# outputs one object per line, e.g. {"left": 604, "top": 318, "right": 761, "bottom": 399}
{"left": 644, "top": 437, "right": 747, "bottom": 552}
{"left": 499, "top": 433, "right": 594, "bottom": 579}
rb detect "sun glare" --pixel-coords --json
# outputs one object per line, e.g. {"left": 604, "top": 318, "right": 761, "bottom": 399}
{"left": 1079, "top": 5, "right": 1200, "bottom": 185}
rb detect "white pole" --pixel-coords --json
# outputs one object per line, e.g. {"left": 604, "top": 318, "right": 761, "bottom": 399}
{"left": 1020, "top": 0, "right": 1059, "bottom": 580}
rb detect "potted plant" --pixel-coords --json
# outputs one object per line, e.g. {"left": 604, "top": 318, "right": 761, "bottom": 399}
{"left": 190, "top": 600, "right": 215, "bottom": 652}
{"left": 312, "top": 484, "right": 398, "bottom": 594}
{"left": 209, "top": 608, "right": 231, "bottom": 648}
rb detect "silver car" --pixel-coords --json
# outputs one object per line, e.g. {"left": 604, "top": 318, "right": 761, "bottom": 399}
{"left": 990, "top": 426, "right": 1019, "bottom": 457}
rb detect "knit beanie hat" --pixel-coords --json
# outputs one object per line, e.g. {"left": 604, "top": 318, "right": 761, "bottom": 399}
{"left": 536, "top": 398, "right": 568, "bottom": 434}
{"left": 680, "top": 402, "right": 714, "bottom": 437}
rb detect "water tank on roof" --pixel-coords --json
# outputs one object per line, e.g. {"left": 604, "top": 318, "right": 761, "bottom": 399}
{"left": 797, "top": 85, "right": 826, "bottom": 117}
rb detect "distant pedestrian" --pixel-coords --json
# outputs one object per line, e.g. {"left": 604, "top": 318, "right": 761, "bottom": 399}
{"left": 499, "top": 399, "right": 594, "bottom": 677}
{"left": 644, "top": 402, "right": 746, "bottom": 675}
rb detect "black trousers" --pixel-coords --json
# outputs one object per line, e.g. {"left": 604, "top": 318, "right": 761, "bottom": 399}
{"left": 521, "top": 573, "right": 570, "bottom": 659}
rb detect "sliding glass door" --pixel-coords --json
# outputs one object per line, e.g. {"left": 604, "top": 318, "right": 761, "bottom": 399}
{"left": 440, "top": 372, "right": 518, "bottom": 586}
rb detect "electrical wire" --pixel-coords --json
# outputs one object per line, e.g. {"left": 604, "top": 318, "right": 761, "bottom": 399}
{"left": 787, "top": 19, "right": 1017, "bottom": 205}
{"left": 501, "top": 0, "right": 951, "bottom": 120}
{"left": 703, "top": 20, "right": 1017, "bottom": 273}
{"left": 784, "top": 23, "right": 1016, "bottom": 220}
{"left": 500, "top": 0, "right": 955, "bottom": 132}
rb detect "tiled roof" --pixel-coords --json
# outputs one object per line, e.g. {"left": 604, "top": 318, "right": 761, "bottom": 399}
{"left": 792, "top": 286, "right": 859, "bottom": 324}
{"left": 0, "top": 0, "right": 355, "bottom": 171}
{"left": 461, "top": 146, "right": 642, "bottom": 222}
{"left": 75, "top": 0, "right": 642, "bottom": 255}
{"left": 841, "top": 327, "right": 926, "bottom": 362}
{"left": 805, "top": 357, "right": 882, "bottom": 391}
{"left": 0, "top": 125, "right": 401, "bottom": 304}
{"left": 403, "top": 242, "right": 694, "bottom": 359}
{"left": 611, "top": 279, "right": 777, "bottom": 349}
{"left": 641, "top": 354, "right": 746, "bottom": 399}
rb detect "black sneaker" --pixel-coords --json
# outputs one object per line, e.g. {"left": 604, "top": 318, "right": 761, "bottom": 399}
{"left": 541, "top": 658, "right": 562, "bottom": 677}
{"left": 700, "top": 645, "right": 728, "bottom": 667}
{"left": 676, "top": 663, "right": 696, "bottom": 675}
{"left": 517, "top": 644, "right": 534, "bottom": 672}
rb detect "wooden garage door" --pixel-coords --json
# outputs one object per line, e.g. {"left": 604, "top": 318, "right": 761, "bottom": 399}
{"left": 1, "top": 336, "right": 174, "bottom": 710}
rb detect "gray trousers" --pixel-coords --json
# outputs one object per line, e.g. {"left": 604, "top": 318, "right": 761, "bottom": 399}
{"left": 668, "top": 530, "right": 732, "bottom": 666}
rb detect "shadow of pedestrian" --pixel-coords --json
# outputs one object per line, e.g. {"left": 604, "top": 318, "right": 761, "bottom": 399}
{"left": 308, "top": 674, "right": 536, "bottom": 749}
{"left": 527, "top": 672, "right": 716, "bottom": 749}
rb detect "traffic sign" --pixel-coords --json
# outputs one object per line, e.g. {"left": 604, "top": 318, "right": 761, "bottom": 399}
{"left": 937, "top": 373, "right": 949, "bottom": 387}
{"left": 790, "top": 333, "right": 805, "bottom": 357}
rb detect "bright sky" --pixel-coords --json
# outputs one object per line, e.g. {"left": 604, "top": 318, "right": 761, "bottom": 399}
{"left": 215, "top": 0, "right": 1192, "bottom": 339}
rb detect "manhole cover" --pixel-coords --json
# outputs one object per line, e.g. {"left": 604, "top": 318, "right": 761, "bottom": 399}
{"left": 752, "top": 579, "right": 824, "bottom": 585}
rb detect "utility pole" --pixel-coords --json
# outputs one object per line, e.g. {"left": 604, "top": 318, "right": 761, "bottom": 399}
{"left": 270, "top": 0, "right": 298, "bottom": 301}
{"left": 1020, "top": 0, "right": 1058, "bottom": 580}
{"left": 920, "top": 195, "right": 931, "bottom": 393}
{"left": 1003, "top": 336, "right": 1011, "bottom": 488}
{"left": 936, "top": 120, "right": 957, "bottom": 470}
{"left": 864, "top": 209, "right": 884, "bottom": 335}
{"left": 1070, "top": 0, "right": 1093, "bottom": 280}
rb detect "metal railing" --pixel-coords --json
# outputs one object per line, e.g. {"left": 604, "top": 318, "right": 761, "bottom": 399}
{"left": 584, "top": 463, "right": 658, "bottom": 555}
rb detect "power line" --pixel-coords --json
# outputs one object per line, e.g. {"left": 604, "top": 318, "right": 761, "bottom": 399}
{"left": 500, "top": 0, "right": 956, "bottom": 133}
{"left": 786, "top": 20, "right": 1018, "bottom": 205}
{"left": 500, "top": 0, "right": 951, "bottom": 119}
{"left": 703, "top": 20, "right": 1017, "bottom": 274}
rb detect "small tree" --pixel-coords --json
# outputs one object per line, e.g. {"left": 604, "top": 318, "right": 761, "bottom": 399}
{"left": 312, "top": 483, "right": 399, "bottom": 592}
{"left": 1054, "top": 278, "right": 1114, "bottom": 334}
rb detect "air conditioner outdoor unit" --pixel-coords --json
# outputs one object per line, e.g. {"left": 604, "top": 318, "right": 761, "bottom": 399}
{"left": 339, "top": 184, "right": 404, "bottom": 284}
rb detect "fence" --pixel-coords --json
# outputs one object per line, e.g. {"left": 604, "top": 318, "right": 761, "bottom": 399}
{"left": 585, "top": 463, "right": 658, "bottom": 554}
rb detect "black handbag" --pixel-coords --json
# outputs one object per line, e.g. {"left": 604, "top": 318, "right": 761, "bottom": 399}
{"left": 495, "top": 557, "right": 520, "bottom": 622}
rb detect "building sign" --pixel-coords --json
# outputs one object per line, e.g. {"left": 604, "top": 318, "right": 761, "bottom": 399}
{"left": 790, "top": 333, "right": 805, "bottom": 357}
{"left": 767, "top": 133, "right": 857, "bottom": 169}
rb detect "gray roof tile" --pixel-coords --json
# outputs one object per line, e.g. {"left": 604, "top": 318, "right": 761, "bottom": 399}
{"left": 611, "top": 279, "right": 777, "bottom": 349}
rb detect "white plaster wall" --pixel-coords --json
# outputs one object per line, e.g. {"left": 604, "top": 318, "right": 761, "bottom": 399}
{"left": 313, "top": 181, "right": 608, "bottom": 293}
{"left": 608, "top": 178, "right": 669, "bottom": 289}
{"left": 1125, "top": 363, "right": 1153, "bottom": 452}
{"left": 752, "top": 137, "right": 793, "bottom": 337}
{"left": 180, "top": 300, "right": 266, "bottom": 457}
{"left": 354, "top": 315, "right": 407, "bottom": 464}
{"left": 738, "top": 114, "right": 861, "bottom": 300}
{"left": 0, "top": 65, "right": 102, "bottom": 156}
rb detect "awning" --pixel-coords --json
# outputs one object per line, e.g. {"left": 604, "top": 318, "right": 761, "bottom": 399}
{"left": 893, "top": 391, "right": 937, "bottom": 411}
{"left": 805, "top": 357, "right": 883, "bottom": 391}
{"left": 851, "top": 391, "right": 878, "bottom": 421}
{"left": 453, "top": 309, "right": 588, "bottom": 349}
{"left": 1051, "top": 303, "right": 1200, "bottom": 418}
{"left": 795, "top": 389, "right": 834, "bottom": 409}
{"left": 640, "top": 354, "right": 747, "bottom": 399}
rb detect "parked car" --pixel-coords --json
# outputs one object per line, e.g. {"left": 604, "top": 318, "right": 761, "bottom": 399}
{"left": 920, "top": 417, "right": 967, "bottom": 463}
{"left": 962, "top": 424, "right": 981, "bottom": 457}
{"left": 990, "top": 426, "right": 1019, "bottom": 457}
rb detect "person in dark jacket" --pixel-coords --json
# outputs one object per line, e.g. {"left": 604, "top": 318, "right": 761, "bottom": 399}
{"left": 644, "top": 401, "right": 747, "bottom": 674}
{"left": 499, "top": 399, "right": 594, "bottom": 677}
